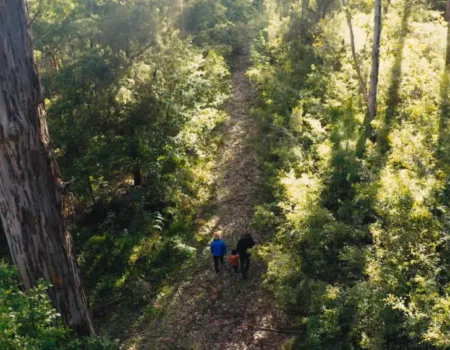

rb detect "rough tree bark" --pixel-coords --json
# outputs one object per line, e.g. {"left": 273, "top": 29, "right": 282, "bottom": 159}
{"left": 0, "top": 0, "right": 94, "bottom": 335}
{"left": 341, "top": 0, "right": 369, "bottom": 106}
{"left": 365, "top": 0, "right": 382, "bottom": 139}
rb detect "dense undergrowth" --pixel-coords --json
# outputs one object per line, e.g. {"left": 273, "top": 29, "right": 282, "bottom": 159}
{"left": 4, "top": 0, "right": 450, "bottom": 348}
{"left": 0, "top": 262, "right": 118, "bottom": 350}
{"left": 1, "top": 0, "right": 262, "bottom": 347}
{"left": 250, "top": 0, "right": 450, "bottom": 348}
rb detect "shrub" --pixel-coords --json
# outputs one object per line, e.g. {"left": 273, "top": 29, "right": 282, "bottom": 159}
{"left": 0, "top": 262, "right": 118, "bottom": 350}
{"left": 0, "top": 262, "right": 67, "bottom": 349}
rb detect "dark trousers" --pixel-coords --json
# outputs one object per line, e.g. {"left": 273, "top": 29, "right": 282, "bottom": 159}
{"left": 232, "top": 265, "right": 239, "bottom": 274}
{"left": 240, "top": 254, "right": 250, "bottom": 277}
{"left": 213, "top": 256, "right": 224, "bottom": 273}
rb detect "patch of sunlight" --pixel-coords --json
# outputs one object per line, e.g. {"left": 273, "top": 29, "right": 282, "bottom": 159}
{"left": 304, "top": 116, "right": 326, "bottom": 134}
{"left": 88, "top": 233, "right": 107, "bottom": 244}
{"left": 291, "top": 146, "right": 305, "bottom": 161}
{"left": 154, "top": 283, "right": 175, "bottom": 308}
{"left": 325, "top": 285, "right": 341, "bottom": 301}
{"left": 114, "top": 275, "right": 126, "bottom": 289}
{"left": 247, "top": 67, "right": 260, "bottom": 80}
{"left": 252, "top": 313, "right": 282, "bottom": 343}
{"left": 340, "top": 12, "right": 369, "bottom": 51}
{"left": 135, "top": 62, "right": 151, "bottom": 79}
{"left": 124, "top": 337, "right": 144, "bottom": 350}
{"left": 116, "top": 86, "right": 132, "bottom": 104}
{"left": 123, "top": 176, "right": 134, "bottom": 186}
{"left": 353, "top": 13, "right": 370, "bottom": 50}
{"left": 128, "top": 245, "right": 141, "bottom": 265}
{"left": 198, "top": 215, "right": 220, "bottom": 237}
{"left": 317, "top": 141, "right": 332, "bottom": 162}
{"left": 365, "top": 258, "right": 383, "bottom": 285}
{"left": 174, "top": 241, "right": 196, "bottom": 257}
{"left": 280, "top": 171, "right": 322, "bottom": 207}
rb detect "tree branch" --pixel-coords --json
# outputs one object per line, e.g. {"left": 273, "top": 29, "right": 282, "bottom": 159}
{"left": 248, "top": 325, "right": 304, "bottom": 334}
{"left": 128, "top": 41, "right": 155, "bottom": 62}
{"left": 366, "top": 0, "right": 382, "bottom": 139}
{"left": 28, "top": 8, "right": 42, "bottom": 28}
{"left": 341, "top": 0, "right": 369, "bottom": 106}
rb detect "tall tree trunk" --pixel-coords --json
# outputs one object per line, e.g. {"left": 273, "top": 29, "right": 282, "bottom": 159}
{"left": 180, "top": 0, "right": 185, "bottom": 35}
{"left": 447, "top": 0, "right": 450, "bottom": 62}
{"left": 0, "top": 0, "right": 94, "bottom": 335}
{"left": 129, "top": 126, "right": 143, "bottom": 186}
{"left": 365, "top": 0, "right": 383, "bottom": 139}
{"left": 437, "top": 0, "right": 450, "bottom": 162}
{"left": 447, "top": 0, "right": 450, "bottom": 24}
{"left": 341, "top": 0, "right": 369, "bottom": 106}
{"left": 87, "top": 176, "right": 97, "bottom": 206}
{"left": 133, "top": 162, "right": 144, "bottom": 187}
{"left": 384, "top": 0, "right": 391, "bottom": 15}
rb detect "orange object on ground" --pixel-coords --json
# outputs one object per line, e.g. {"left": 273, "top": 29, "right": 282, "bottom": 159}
{"left": 228, "top": 254, "right": 240, "bottom": 266}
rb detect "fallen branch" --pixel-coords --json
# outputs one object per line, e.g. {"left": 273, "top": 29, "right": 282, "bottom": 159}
{"left": 234, "top": 171, "right": 264, "bottom": 186}
{"left": 249, "top": 325, "right": 304, "bottom": 334}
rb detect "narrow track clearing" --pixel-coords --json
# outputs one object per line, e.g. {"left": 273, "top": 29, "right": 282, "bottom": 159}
{"left": 126, "top": 47, "right": 288, "bottom": 350}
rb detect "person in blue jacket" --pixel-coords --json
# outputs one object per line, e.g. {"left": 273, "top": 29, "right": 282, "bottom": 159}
{"left": 210, "top": 233, "right": 227, "bottom": 273}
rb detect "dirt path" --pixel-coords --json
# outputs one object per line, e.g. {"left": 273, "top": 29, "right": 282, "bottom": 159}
{"left": 126, "top": 48, "right": 288, "bottom": 350}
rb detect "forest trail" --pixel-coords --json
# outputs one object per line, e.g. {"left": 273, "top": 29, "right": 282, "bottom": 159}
{"left": 124, "top": 47, "right": 289, "bottom": 349}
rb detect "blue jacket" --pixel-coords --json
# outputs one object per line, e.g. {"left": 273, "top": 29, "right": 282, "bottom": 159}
{"left": 210, "top": 239, "right": 227, "bottom": 257}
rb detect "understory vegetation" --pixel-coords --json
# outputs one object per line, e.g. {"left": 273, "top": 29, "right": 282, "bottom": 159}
{"left": 1, "top": 0, "right": 261, "bottom": 346}
{"left": 2, "top": 0, "right": 450, "bottom": 348}
{"left": 250, "top": 0, "right": 450, "bottom": 348}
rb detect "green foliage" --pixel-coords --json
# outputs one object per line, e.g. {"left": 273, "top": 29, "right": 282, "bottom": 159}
{"left": 63, "top": 336, "right": 119, "bottom": 350}
{"left": 26, "top": 9, "right": 232, "bottom": 345}
{"left": 251, "top": 0, "right": 450, "bottom": 348}
{"left": 0, "top": 262, "right": 67, "bottom": 349}
{"left": 0, "top": 262, "right": 117, "bottom": 350}
{"left": 185, "top": 0, "right": 263, "bottom": 55}
{"left": 4, "top": 0, "right": 450, "bottom": 347}
{"left": 64, "top": 39, "right": 231, "bottom": 305}
{"left": 0, "top": 0, "right": 231, "bottom": 342}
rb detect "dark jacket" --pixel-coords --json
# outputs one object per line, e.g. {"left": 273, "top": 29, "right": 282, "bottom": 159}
{"left": 236, "top": 236, "right": 255, "bottom": 256}
{"left": 210, "top": 239, "right": 227, "bottom": 257}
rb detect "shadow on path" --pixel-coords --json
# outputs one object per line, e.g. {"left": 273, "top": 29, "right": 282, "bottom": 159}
{"left": 121, "top": 47, "right": 289, "bottom": 350}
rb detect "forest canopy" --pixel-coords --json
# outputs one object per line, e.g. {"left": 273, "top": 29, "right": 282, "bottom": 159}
{"left": 250, "top": 0, "right": 450, "bottom": 348}
{"left": 1, "top": 0, "right": 450, "bottom": 349}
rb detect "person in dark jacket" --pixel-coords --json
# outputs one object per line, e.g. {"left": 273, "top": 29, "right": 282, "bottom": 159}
{"left": 210, "top": 233, "right": 227, "bottom": 273}
{"left": 236, "top": 233, "right": 255, "bottom": 279}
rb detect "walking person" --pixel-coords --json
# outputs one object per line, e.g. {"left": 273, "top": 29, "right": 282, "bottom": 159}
{"left": 236, "top": 233, "right": 255, "bottom": 279}
{"left": 227, "top": 249, "right": 240, "bottom": 275}
{"left": 210, "top": 233, "right": 227, "bottom": 273}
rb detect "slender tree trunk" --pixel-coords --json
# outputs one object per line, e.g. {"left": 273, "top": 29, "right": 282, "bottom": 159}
{"left": 447, "top": 0, "right": 450, "bottom": 63}
{"left": 133, "top": 162, "right": 144, "bottom": 187}
{"left": 437, "top": 0, "right": 450, "bottom": 161}
{"left": 0, "top": 0, "right": 94, "bottom": 335}
{"left": 384, "top": 0, "right": 391, "bottom": 15}
{"left": 180, "top": 0, "right": 185, "bottom": 35}
{"left": 341, "top": 0, "right": 369, "bottom": 106}
{"left": 447, "top": 0, "right": 450, "bottom": 24}
{"left": 365, "top": 0, "right": 382, "bottom": 139}
{"left": 87, "top": 176, "right": 97, "bottom": 205}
